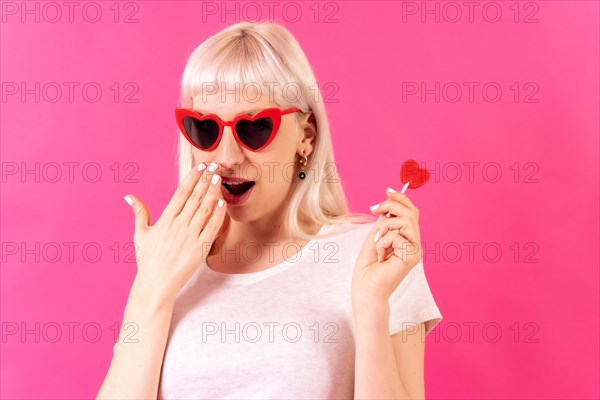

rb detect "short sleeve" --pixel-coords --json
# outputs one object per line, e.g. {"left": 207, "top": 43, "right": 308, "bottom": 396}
{"left": 388, "top": 258, "right": 443, "bottom": 336}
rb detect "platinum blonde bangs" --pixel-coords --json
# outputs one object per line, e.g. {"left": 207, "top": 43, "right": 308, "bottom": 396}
{"left": 176, "top": 21, "right": 375, "bottom": 241}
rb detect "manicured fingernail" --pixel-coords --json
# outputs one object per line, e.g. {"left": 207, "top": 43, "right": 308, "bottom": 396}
{"left": 374, "top": 231, "right": 380, "bottom": 242}
{"left": 197, "top": 162, "right": 206, "bottom": 171}
{"left": 211, "top": 174, "right": 220, "bottom": 185}
{"left": 387, "top": 187, "right": 396, "bottom": 193}
{"left": 208, "top": 162, "right": 218, "bottom": 172}
{"left": 124, "top": 195, "right": 133, "bottom": 206}
{"left": 218, "top": 199, "right": 224, "bottom": 207}
{"left": 369, "top": 204, "right": 380, "bottom": 211}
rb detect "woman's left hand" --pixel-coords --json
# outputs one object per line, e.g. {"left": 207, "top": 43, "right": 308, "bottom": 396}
{"left": 351, "top": 188, "right": 423, "bottom": 308}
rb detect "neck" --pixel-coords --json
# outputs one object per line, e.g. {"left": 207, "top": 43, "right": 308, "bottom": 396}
{"left": 211, "top": 209, "right": 320, "bottom": 256}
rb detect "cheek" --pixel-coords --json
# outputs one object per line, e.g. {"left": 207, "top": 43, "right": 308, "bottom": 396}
{"left": 272, "top": 117, "right": 298, "bottom": 145}
{"left": 191, "top": 149, "right": 202, "bottom": 164}
{"left": 279, "top": 119, "right": 299, "bottom": 138}
{"left": 256, "top": 178, "right": 289, "bottom": 203}
{"left": 251, "top": 158, "right": 292, "bottom": 189}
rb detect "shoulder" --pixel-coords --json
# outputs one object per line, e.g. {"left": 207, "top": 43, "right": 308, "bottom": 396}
{"left": 314, "top": 221, "right": 376, "bottom": 259}
{"left": 322, "top": 221, "right": 376, "bottom": 239}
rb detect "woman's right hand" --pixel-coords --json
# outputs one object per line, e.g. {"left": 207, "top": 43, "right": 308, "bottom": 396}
{"left": 123, "top": 162, "right": 227, "bottom": 303}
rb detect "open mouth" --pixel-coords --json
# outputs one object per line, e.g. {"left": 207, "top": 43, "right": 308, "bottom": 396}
{"left": 222, "top": 181, "right": 255, "bottom": 195}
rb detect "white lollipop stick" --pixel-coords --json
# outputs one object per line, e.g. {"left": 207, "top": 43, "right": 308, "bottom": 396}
{"left": 386, "top": 181, "right": 410, "bottom": 217}
{"left": 387, "top": 181, "right": 410, "bottom": 232}
{"left": 400, "top": 181, "right": 410, "bottom": 193}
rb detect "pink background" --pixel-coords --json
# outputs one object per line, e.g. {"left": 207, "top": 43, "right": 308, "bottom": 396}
{"left": 1, "top": 1, "right": 598, "bottom": 399}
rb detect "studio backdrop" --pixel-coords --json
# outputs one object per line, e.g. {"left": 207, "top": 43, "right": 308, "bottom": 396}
{"left": 1, "top": 1, "right": 598, "bottom": 399}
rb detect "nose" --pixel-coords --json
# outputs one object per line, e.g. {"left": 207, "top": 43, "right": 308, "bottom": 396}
{"left": 213, "top": 125, "right": 246, "bottom": 172}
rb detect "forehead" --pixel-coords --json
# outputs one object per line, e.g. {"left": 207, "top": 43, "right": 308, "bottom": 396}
{"left": 191, "top": 83, "right": 280, "bottom": 119}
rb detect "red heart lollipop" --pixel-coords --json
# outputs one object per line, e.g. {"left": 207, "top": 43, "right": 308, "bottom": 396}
{"left": 383, "top": 159, "right": 431, "bottom": 234}
{"left": 401, "top": 159, "right": 430, "bottom": 190}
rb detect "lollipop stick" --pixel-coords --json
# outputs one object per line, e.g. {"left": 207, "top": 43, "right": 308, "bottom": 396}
{"left": 386, "top": 181, "right": 411, "bottom": 233}
{"left": 400, "top": 181, "right": 410, "bottom": 194}
{"left": 385, "top": 181, "right": 410, "bottom": 217}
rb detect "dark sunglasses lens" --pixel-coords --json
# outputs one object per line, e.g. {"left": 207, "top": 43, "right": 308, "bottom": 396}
{"left": 183, "top": 116, "right": 219, "bottom": 149}
{"left": 236, "top": 117, "right": 274, "bottom": 150}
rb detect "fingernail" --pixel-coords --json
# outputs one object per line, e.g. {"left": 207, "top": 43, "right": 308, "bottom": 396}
{"left": 197, "top": 162, "right": 206, "bottom": 171}
{"left": 387, "top": 187, "right": 396, "bottom": 193}
{"left": 211, "top": 173, "right": 220, "bottom": 185}
{"left": 218, "top": 199, "right": 224, "bottom": 208}
{"left": 374, "top": 231, "right": 380, "bottom": 242}
{"left": 124, "top": 196, "right": 133, "bottom": 206}
{"left": 377, "top": 254, "right": 381, "bottom": 263}
{"left": 369, "top": 204, "right": 380, "bottom": 211}
{"left": 208, "top": 162, "right": 218, "bottom": 172}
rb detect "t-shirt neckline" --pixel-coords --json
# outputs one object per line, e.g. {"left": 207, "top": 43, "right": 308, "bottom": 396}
{"left": 199, "top": 224, "right": 329, "bottom": 285}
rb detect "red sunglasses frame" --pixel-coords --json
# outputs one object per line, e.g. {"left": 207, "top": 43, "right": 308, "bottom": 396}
{"left": 175, "top": 107, "right": 302, "bottom": 152}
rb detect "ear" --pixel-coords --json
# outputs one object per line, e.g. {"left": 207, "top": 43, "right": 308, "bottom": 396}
{"left": 299, "top": 112, "right": 317, "bottom": 149}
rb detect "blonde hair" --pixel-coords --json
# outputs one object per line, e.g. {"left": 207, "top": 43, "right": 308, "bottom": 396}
{"left": 176, "top": 21, "right": 375, "bottom": 241}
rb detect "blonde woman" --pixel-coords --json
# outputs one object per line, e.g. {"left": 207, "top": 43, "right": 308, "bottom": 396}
{"left": 97, "top": 21, "right": 442, "bottom": 400}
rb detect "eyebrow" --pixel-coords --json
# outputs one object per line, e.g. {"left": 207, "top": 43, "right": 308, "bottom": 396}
{"left": 195, "top": 108, "right": 262, "bottom": 117}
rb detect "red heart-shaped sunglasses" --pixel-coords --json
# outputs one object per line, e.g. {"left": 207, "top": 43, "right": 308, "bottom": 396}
{"left": 175, "top": 107, "right": 302, "bottom": 152}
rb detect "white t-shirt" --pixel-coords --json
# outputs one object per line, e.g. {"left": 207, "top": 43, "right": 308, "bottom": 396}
{"left": 156, "top": 221, "right": 442, "bottom": 399}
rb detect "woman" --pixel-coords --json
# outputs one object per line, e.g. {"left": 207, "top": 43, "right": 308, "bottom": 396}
{"left": 97, "top": 21, "right": 442, "bottom": 400}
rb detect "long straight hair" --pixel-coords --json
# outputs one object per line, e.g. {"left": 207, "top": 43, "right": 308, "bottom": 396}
{"left": 177, "top": 21, "right": 375, "bottom": 241}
